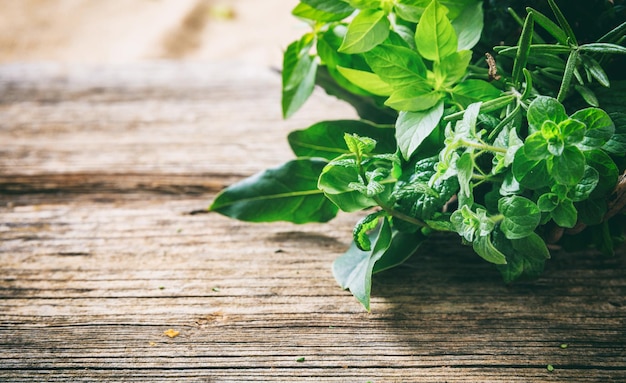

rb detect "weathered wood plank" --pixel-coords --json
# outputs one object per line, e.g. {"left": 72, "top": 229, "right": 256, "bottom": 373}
{"left": 1, "top": 62, "right": 625, "bottom": 382}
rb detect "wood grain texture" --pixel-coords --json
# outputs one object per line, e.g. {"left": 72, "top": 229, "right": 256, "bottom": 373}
{"left": 1, "top": 62, "right": 625, "bottom": 383}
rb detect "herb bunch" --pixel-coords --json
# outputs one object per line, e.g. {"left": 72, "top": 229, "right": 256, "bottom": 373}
{"left": 210, "top": 0, "right": 626, "bottom": 310}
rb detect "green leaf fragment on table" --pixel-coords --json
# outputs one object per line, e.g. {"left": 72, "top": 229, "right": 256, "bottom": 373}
{"left": 209, "top": 159, "right": 338, "bottom": 224}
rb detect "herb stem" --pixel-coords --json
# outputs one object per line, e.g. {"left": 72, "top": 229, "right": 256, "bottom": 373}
{"left": 374, "top": 196, "right": 428, "bottom": 228}
{"left": 459, "top": 139, "right": 507, "bottom": 154}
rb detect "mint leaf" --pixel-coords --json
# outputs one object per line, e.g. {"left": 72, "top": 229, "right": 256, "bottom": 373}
{"left": 526, "top": 96, "right": 568, "bottom": 133}
{"left": 473, "top": 234, "right": 508, "bottom": 265}
{"left": 339, "top": 9, "right": 390, "bottom": 54}
{"left": 498, "top": 196, "right": 541, "bottom": 240}
{"left": 209, "top": 159, "right": 338, "bottom": 223}
{"left": 571, "top": 107, "right": 615, "bottom": 149}
{"left": 494, "top": 231, "right": 551, "bottom": 283}
{"left": 395, "top": 101, "right": 444, "bottom": 160}
{"left": 415, "top": 0, "right": 458, "bottom": 62}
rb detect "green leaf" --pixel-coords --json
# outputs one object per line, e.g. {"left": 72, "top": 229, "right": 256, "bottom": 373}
{"left": 394, "top": 0, "right": 430, "bottom": 23}
{"left": 372, "top": 230, "right": 426, "bottom": 273}
{"left": 292, "top": 2, "right": 354, "bottom": 21}
{"left": 318, "top": 158, "right": 389, "bottom": 212}
{"left": 551, "top": 198, "right": 577, "bottom": 228}
{"left": 336, "top": 66, "right": 394, "bottom": 96}
{"left": 579, "top": 43, "right": 626, "bottom": 55}
{"left": 332, "top": 218, "right": 393, "bottom": 310}
{"left": 537, "top": 193, "right": 559, "bottom": 212}
{"left": 288, "top": 120, "right": 396, "bottom": 160}
{"left": 570, "top": 166, "right": 599, "bottom": 202}
{"left": 395, "top": 101, "right": 444, "bottom": 160}
{"left": 494, "top": 231, "right": 550, "bottom": 283}
{"left": 511, "top": 11, "right": 534, "bottom": 86}
{"left": 580, "top": 54, "right": 610, "bottom": 87}
{"left": 209, "top": 159, "right": 338, "bottom": 223}
{"left": 415, "top": 0, "right": 458, "bottom": 62}
{"left": 433, "top": 50, "right": 472, "bottom": 88}
{"left": 526, "top": 96, "right": 567, "bottom": 134}
{"left": 282, "top": 38, "right": 318, "bottom": 118}
{"left": 451, "top": 1, "right": 483, "bottom": 50}
{"left": 346, "top": 0, "right": 383, "bottom": 9}
{"left": 385, "top": 89, "right": 442, "bottom": 112}
{"left": 547, "top": 0, "right": 577, "bottom": 46}
{"left": 498, "top": 196, "right": 541, "bottom": 240}
{"left": 353, "top": 211, "right": 386, "bottom": 251}
{"left": 338, "top": 9, "right": 390, "bottom": 54}
{"left": 473, "top": 234, "right": 508, "bottom": 265}
{"left": 450, "top": 79, "right": 502, "bottom": 107}
{"left": 584, "top": 149, "right": 618, "bottom": 198}
{"left": 456, "top": 151, "right": 474, "bottom": 208}
{"left": 571, "top": 108, "right": 615, "bottom": 149}
{"left": 364, "top": 44, "right": 428, "bottom": 88}
{"left": 548, "top": 145, "right": 585, "bottom": 186}
{"left": 301, "top": 0, "right": 355, "bottom": 15}
{"left": 526, "top": 7, "right": 567, "bottom": 45}
{"left": 512, "top": 148, "right": 550, "bottom": 189}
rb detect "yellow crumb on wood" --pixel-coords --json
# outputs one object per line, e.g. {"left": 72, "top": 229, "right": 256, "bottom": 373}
{"left": 163, "top": 329, "right": 180, "bottom": 338}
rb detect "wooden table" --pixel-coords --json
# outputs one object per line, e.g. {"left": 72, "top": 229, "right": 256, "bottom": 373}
{"left": 1, "top": 62, "right": 625, "bottom": 382}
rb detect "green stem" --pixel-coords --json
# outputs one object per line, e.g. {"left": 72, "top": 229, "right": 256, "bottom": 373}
{"left": 374, "top": 196, "right": 427, "bottom": 228}
{"left": 459, "top": 139, "right": 507, "bottom": 154}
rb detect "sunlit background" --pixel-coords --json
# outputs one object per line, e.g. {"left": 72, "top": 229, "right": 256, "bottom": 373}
{"left": 0, "top": 0, "right": 303, "bottom": 68}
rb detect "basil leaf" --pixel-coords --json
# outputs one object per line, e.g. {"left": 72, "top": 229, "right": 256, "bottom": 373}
{"left": 451, "top": 1, "right": 483, "bottom": 50}
{"left": 209, "top": 159, "right": 338, "bottom": 223}
{"left": 339, "top": 9, "right": 390, "bottom": 54}
{"left": 336, "top": 66, "right": 394, "bottom": 96}
{"left": 292, "top": 2, "right": 354, "bottom": 21}
{"left": 450, "top": 79, "right": 502, "bottom": 107}
{"left": 415, "top": 0, "right": 458, "bottom": 62}
{"left": 385, "top": 89, "right": 443, "bottom": 112}
{"left": 332, "top": 218, "right": 393, "bottom": 311}
{"left": 364, "top": 44, "right": 428, "bottom": 87}
{"left": 301, "top": 0, "right": 355, "bottom": 15}
{"left": 395, "top": 101, "right": 444, "bottom": 160}
{"left": 282, "top": 37, "right": 318, "bottom": 118}
{"left": 288, "top": 120, "right": 396, "bottom": 160}
{"left": 434, "top": 50, "right": 472, "bottom": 88}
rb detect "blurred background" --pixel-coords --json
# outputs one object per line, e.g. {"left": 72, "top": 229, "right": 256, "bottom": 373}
{"left": 0, "top": 0, "right": 303, "bottom": 68}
